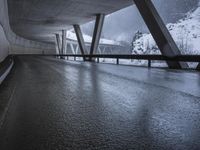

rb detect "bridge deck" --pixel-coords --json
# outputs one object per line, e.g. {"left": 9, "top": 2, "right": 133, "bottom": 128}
{"left": 0, "top": 56, "right": 200, "bottom": 150}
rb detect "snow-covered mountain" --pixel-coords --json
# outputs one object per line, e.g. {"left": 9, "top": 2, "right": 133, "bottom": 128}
{"left": 132, "top": 5, "right": 200, "bottom": 55}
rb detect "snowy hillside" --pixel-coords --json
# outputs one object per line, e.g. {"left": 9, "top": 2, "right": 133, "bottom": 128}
{"left": 67, "top": 30, "right": 121, "bottom": 46}
{"left": 132, "top": 6, "right": 200, "bottom": 55}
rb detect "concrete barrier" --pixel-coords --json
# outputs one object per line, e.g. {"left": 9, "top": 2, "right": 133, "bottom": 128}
{"left": 0, "top": 25, "right": 9, "bottom": 62}
{"left": 0, "top": 60, "right": 13, "bottom": 85}
{"left": 0, "top": 0, "right": 56, "bottom": 84}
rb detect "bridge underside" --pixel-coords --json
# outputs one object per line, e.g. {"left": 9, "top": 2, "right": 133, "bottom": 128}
{"left": 7, "top": 0, "right": 195, "bottom": 69}
{"left": 0, "top": 56, "right": 200, "bottom": 149}
{"left": 7, "top": 0, "right": 133, "bottom": 43}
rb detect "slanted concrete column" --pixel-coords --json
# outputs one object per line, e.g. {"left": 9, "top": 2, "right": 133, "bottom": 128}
{"left": 65, "top": 40, "right": 68, "bottom": 54}
{"left": 70, "top": 43, "right": 76, "bottom": 54}
{"left": 73, "top": 25, "right": 87, "bottom": 60}
{"left": 61, "top": 30, "right": 67, "bottom": 59}
{"left": 55, "top": 34, "right": 62, "bottom": 55}
{"left": 90, "top": 14, "right": 105, "bottom": 60}
{"left": 133, "top": 0, "right": 188, "bottom": 69}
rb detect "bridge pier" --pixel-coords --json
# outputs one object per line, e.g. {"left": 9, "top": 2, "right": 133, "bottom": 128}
{"left": 70, "top": 43, "right": 76, "bottom": 55}
{"left": 55, "top": 34, "right": 62, "bottom": 55}
{"left": 73, "top": 25, "right": 87, "bottom": 60}
{"left": 75, "top": 45, "right": 79, "bottom": 54}
{"left": 61, "top": 30, "right": 67, "bottom": 59}
{"left": 89, "top": 14, "right": 105, "bottom": 61}
{"left": 133, "top": 0, "right": 188, "bottom": 69}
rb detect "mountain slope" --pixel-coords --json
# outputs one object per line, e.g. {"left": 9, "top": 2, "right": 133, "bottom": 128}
{"left": 132, "top": 6, "right": 200, "bottom": 55}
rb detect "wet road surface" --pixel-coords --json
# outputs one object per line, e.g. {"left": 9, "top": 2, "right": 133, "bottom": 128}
{"left": 0, "top": 56, "right": 200, "bottom": 150}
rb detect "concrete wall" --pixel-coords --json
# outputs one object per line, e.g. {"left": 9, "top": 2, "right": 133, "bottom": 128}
{"left": 0, "top": 0, "right": 56, "bottom": 62}
{"left": 0, "top": 26, "right": 9, "bottom": 62}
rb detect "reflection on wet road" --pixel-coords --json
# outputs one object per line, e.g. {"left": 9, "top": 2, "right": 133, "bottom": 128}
{"left": 0, "top": 56, "right": 200, "bottom": 150}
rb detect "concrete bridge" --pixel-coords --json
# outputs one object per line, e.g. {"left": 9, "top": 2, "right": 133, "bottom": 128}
{"left": 0, "top": 0, "right": 200, "bottom": 149}
{"left": 57, "top": 31, "right": 128, "bottom": 55}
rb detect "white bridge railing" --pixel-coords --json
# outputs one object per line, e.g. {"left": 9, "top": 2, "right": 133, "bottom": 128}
{"left": 62, "top": 38, "right": 125, "bottom": 55}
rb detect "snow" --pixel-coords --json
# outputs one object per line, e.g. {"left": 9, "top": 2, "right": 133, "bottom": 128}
{"left": 167, "top": 7, "right": 200, "bottom": 54}
{"left": 66, "top": 6, "right": 200, "bottom": 68}
{"left": 132, "top": 6, "right": 200, "bottom": 55}
{"left": 66, "top": 30, "right": 120, "bottom": 46}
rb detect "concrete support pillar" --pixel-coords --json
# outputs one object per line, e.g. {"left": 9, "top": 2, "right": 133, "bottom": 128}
{"left": 61, "top": 30, "right": 67, "bottom": 59}
{"left": 65, "top": 40, "right": 68, "bottom": 54}
{"left": 75, "top": 45, "right": 79, "bottom": 54}
{"left": 70, "top": 43, "right": 76, "bottom": 54}
{"left": 73, "top": 25, "right": 87, "bottom": 60}
{"left": 55, "top": 34, "right": 62, "bottom": 55}
{"left": 133, "top": 0, "right": 188, "bottom": 69}
{"left": 90, "top": 14, "right": 105, "bottom": 60}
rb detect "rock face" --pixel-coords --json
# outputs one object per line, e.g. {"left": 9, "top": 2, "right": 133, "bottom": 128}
{"left": 132, "top": 6, "right": 200, "bottom": 55}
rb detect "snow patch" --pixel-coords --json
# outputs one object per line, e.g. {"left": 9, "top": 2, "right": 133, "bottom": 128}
{"left": 132, "top": 6, "right": 200, "bottom": 55}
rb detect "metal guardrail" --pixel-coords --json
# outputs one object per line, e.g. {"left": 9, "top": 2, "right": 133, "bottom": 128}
{"left": 12, "top": 54, "right": 200, "bottom": 70}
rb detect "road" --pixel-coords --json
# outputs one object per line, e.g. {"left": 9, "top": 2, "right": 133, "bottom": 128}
{"left": 0, "top": 56, "right": 200, "bottom": 150}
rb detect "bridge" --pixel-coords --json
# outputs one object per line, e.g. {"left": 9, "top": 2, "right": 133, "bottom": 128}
{"left": 58, "top": 31, "right": 126, "bottom": 55}
{"left": 0, "top": 0, "right": 200, "bottom": 149}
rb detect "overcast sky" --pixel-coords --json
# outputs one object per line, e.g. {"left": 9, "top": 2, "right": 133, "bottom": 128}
{"left": 81, "top": 0, "right": 198, "bottom": 43}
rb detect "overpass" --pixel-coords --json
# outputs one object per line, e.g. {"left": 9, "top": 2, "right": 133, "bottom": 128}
{"left": 0, "top": 0, "right": 200, "bottom": 149}
{"left": 58, "top": 31, "right": 126, "bottom": 55}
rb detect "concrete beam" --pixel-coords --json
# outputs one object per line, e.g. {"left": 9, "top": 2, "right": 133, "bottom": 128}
{"left": 133, "top": 0, "right": 188, "bottom": 69}
{"left": 61, "top": 30, "right": 67, "bottom": 59}
{"left": 55, "top": 34, "right": 62, "bottom": 55}
{"left": 90, "top": 14, "right": 105, "bottom": 59}
{"left": 73, "top": 25, "right": 87, "bottom": 60}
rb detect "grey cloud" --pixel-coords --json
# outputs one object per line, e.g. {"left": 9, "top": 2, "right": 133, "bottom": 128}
{"left": 81, "top": 0, "right": 198, "bottom": 43}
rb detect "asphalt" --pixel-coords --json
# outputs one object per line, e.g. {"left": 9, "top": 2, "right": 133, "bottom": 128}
{"left": 0, "top": 56, "right": 200, "bottom": 150}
